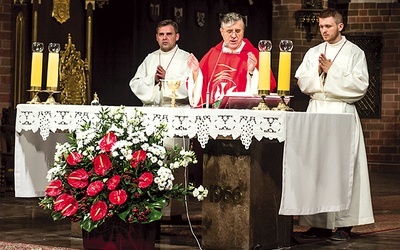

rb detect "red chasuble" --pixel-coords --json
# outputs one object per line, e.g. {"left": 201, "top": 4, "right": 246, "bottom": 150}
{"left": 198, "top": 38, "right": 276, "bottom": 107}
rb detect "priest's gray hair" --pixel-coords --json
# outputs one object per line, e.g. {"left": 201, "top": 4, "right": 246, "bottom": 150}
{"left": 220, "top": 12, "right": 245, "bottom": 30}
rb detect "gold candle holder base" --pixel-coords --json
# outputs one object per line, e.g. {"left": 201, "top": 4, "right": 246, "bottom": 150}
{"left": 44, "top": 90, "right": 61, "bottom": 105}
{"left": 252, "top": 94, "right": 270, "bottom": 110}
{"left": 27, "top": 89, "right": 42, "bottom": 104}
{"left": 272, "top": 96, "right": 293, "bottom": 111}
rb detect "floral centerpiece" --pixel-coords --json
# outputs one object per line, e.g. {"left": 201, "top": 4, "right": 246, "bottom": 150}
{"left": 39, "top": 106, "right": 207, "bottom": 233}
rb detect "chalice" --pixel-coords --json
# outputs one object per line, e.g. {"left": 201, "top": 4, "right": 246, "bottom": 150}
{"left": 161, "top": 79, "right": 182, "bottom": 107}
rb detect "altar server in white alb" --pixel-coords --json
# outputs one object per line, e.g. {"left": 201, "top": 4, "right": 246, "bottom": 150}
{"left": 294, "top": 9, "right": 374, "bottom": 241}
{"left": 129, "top": 19, "right": 202, "bottom": 107}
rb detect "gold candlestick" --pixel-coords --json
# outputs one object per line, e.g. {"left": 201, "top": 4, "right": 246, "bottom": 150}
{"left": 252, "top": 94, "right": 270, "bottom": 110}
{"left": 44, "top": 88, "right": 60, "bottom": 105}
{"left": 27, "top": 88, "right": 42, "bottom": 104}
{"left": 272, "top": 95, "right": 293, "bottom": 111}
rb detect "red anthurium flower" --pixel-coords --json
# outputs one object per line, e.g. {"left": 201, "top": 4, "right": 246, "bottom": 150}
{"left": 138, "top": 172, "right": 154, "bottom": 189}
{"left": 99, "top": 132, "right": 117, "bottom": 152}
{"left": 67, "top": 168, "right": 89, "bottom": 188}
{"left": 90, "top": 200, "right": 108, "bottom": 221}
{"left": 130, "top": 150, "right": 147, "bottom": 168}
{"left": 54, "top": 194, "right": 78, "bottom": 216}
{"left": 46, "top": 179, "right": 63, "bottom": 197}
{"left": 107, "top": 175, "right": 121, "bottom": 190}
{"left": 66, "top": 152, "right": 83, "bottom": 166}
{"left": 86, "top": 180, "right": 105, "bottom": 196}
{"left": 109, "top": 190, "right": 127, "bottom": 205}
{"left": 93, "top": 154, "right": 112, "bottom": 176}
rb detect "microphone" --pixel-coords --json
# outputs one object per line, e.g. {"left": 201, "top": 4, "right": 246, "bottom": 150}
{"left": 206, "top": 42, "right": 225, "bottom": 108}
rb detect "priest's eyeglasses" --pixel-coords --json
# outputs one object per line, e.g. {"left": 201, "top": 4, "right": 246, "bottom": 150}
{"left": 224, "top": 29, "right": 243, "bottom": 35}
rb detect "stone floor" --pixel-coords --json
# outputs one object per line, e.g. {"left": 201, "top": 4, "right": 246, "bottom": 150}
{"left": 0, "top": 171, "right": 399, "bottom": 249}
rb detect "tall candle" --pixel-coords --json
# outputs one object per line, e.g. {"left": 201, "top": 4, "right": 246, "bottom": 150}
{"left": 30, "top": 52, "right": 43, "bottom": 89}
{"left": 258, "top": 51, "right": 271, "bottom": 91}
{"left": 46, "top": 52, "right": 59, "bottom": 89}
{"left": 277, "top": 51, "right": 291, "bottom": 95}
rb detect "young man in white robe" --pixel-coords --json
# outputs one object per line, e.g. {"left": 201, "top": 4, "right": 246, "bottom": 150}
{"left": 129, "top": 19, "right": 202, "bottom": 218}
{"left": 294, "top": 8, "right": 374, "bottom": 241}
{"left": 129, "top": 19, "right": 202, "bottom": 107}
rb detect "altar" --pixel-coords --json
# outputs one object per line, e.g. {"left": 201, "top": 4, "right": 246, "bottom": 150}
{"left": 15, "top": 104, "right": 287, "bottom": 197}
{"left": 15, "top": 104, "right": 356, "bottom": 249}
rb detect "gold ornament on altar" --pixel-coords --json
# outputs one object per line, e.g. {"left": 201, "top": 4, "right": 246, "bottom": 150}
{"left": 90, "top": 92, "right": 100, "bottom": 106}
{"left": 59, "top": 34, "right": 88, "bottom": 105}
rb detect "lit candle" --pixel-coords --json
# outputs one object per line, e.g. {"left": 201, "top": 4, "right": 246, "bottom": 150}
{"left": 46, "top": 43, "right": 61, "bottom": 90}
{"left": 258, "top": 51, "right": 270, "bottom": 91}
{"left": 257, "top": 40, "right": 272, "bottom": 96}
{"left": 30, "top": 42, "right": 44, "bottom": 90}
{"left": 277, "top": 40, "right": 293, "bottom": 96}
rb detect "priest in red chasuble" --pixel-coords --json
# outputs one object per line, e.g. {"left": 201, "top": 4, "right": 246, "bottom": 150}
{"left": 188, "top": 12, "right": 276, "bottom": 108}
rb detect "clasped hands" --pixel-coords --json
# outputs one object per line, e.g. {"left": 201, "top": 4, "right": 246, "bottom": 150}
{"left": 318, "top": 53, "right": 332, "bottom": 75}
{"left": 155, "top": 65, "right": 166, "bottom": 85}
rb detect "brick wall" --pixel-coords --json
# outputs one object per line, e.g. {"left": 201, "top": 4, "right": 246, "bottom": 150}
{"left": 0, "top": 0, "right": 13, "bottom": 116}
{"left": 272, "top": 0, "right": 400, "bottom": 172}
{"left": 353, "top": 2, "right": 400, "bottom": 172}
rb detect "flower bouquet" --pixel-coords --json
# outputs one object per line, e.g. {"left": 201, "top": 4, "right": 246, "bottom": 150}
{"left": 39, "top": 106, "right": 207, "bottom": 233}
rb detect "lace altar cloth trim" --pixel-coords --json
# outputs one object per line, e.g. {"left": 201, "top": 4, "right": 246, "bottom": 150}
{"left": 16, "top": 105, "right": 286, "bottom": 149}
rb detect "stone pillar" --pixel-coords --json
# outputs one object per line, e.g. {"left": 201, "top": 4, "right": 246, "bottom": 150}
{"left": 202, "top": 139, "right": 292, "bottom": 249}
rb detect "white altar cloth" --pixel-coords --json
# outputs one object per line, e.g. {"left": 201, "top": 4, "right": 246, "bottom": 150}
{"left": 15, "top": 104, "right": 355, "bottom": 215}
{"left": 280, "top": 112, "right": 356, "bottom": 215}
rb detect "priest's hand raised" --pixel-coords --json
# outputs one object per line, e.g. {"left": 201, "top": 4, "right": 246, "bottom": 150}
{"left": 187, "top": 53, "right": 200, "bottom": 81}
{"left": 247, "top": 52, "right": 257, "bottom": 75}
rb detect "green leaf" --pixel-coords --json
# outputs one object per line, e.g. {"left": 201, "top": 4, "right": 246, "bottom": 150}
{"left": 118, "top": 205, "right": 133, "bottom": 221}
{"left": 51, "top": 211, "right": 64, "bottom": 221}
{"left": 147, "top": 209, "right": 163, "bottom": 222}
{"left": 151, "top": 197, "right": 168, "bottom": 209}
{"left": 81, "top": 215, "right": 101, "bottom": 232}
